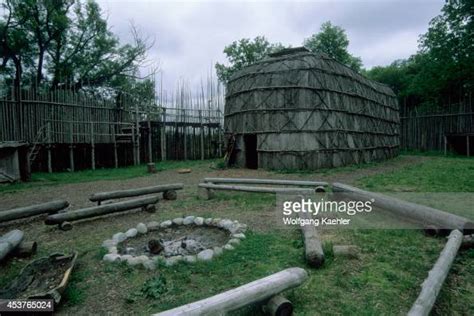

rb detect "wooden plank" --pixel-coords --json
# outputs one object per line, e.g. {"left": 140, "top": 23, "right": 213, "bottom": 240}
{"left": 408, "top": 230, "right": 463, "bottom": 316}
{"left": 153, "top": 267, "right": 308, "bottom": 316}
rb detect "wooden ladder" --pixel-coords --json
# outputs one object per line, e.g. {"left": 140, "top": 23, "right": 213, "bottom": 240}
{"left": 28, "top": 124, "right": 47, "bottom": 167}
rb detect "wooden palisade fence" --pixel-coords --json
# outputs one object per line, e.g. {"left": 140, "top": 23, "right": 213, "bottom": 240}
{"left": 0, "top": 80, "right": 224, "bottom": 173}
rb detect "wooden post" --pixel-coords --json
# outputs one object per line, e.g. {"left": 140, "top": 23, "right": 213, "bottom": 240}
{"left": 132, "top": 123, "right": 137, "bottom": 166}
{"left": 408, "top": 230, "right": 463, "bottom": 316}
{"left": 218, "top": 109, "right": 222, "bottom": 157}
{"left": 199, "top": 110, "right": 204, "bottom": 160}
{"left": 46, "top": 122, "right": 52, "bottom": 173}
{"left": 135, "top": 103, "right": 140, "bottom": 165}
{"left": 90, "top": 122, "right": 95, "bottom": 170}
{"left": 112, "top": 125, "right": 118, "bottom": 168}
{"left": 69, "top": 121, "right": 74, "bottom": 172}
{"left": 467, "top": 135, "right": 470, "bottom": 157}
{"left": 148, "top": 120, "right": 153, "bottom": 163}
{"left": 161, "top": 108, "right": 167, "bottom": 161}
{"left": 443, "top": 135, "right": 447, "bottom": 156}
{"left": 183, "top": 109, "right": 187, "bottom": 160}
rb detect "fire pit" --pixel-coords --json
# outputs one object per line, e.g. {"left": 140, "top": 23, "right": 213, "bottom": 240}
{"left": 102, "top": 216, "right": 247, "bottom": 269}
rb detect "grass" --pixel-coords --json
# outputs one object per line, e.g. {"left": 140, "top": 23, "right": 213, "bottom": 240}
{"left": 0, "top": 160, "right": 217, "bottom": 194}
{"left": 357, "top": 156, "right": 474, "bottom": 192}
{"left": 0, "top": 155, "right": 473, "bottom": 315}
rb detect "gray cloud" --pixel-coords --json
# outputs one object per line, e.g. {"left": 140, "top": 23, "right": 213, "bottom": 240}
{"left": 97, "top": 0, "right": 443, "bottom": 92}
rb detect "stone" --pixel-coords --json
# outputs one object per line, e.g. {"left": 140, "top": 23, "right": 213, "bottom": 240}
{"left": 103, "top": 254, "right": 120, "bottom": 262}
{"left": 125, "top": 228, "right": 138, "bottom": 238}
{"left": 172, "top": 217, "right": 184, "bottom": 225}
{"left": 102, "top": 239, "right": 117, "bottom": 249}
{"left": 224, "top": 244, "right": 235, "bottom": 251}
{"left": 143, "top": 260, "right": 156, "bottom": 270}
{"left": 109, "top": 247, "right": 118, "bottom": 254}
{"left": 165, "top": 255, "right": 183, "bottom": 266}
{"left": 197, "top": 249, "right": 214, "bottom": 261}
{"left": 204, "top": 218, "right": 213, "bottom": 225}
{"left": 233, "top": 233, "right": 246, "bottom": 240}
{"left": 112, "top": 232, "right": 127, "bottom": 243}
{"left": 136, "top": 255, "right": 150, "bottom": 265}
{"left": 219, "top": 219, "right": 234, "bottom": 230}
{"left": 228, "top": 238, "right": 240, "bottom": 245}
{"left": 147, "top": 221, "right": 160, "bottom": 231}
{"left": 211, "top": 218, "right": 221, "bottom": 226}
{"left": 183, "top": 216, "right": 195, "bottom": 225}
{"left": 120, "top": 255, "right": 133, "bottom": 262}
{"left": 136, "top": 223, "right": 147, "bottom": 234}
{"left": 127, "top": 258, "right": 142, "bottom": 266}
{"left": 213, "top": 246, "right": 223, "bottom": 256}
{"left": 194, "top": 217, "right": 204, "bottom": 226}
{"left": 229, "top": 224, "right": 247, "bottom": 234}
{"left": 183, "top": 255, "right": 197, "bottom": 263}
{"left": 160, "top": 220, "right": 173, "bottom": 228}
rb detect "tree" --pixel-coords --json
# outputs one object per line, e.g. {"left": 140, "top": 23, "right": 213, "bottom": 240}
{"left": 304, "top": 21, "right": 362, "bottom": 71}
{"left": 0, "top": 0, "right": 154, "bottom": 100}
{"left": 215, "top": 36, "right": 285, "bottom": 83}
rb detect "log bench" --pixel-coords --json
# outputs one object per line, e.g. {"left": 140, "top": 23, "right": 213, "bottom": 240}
{"left": 0, "top": 200, "right": 69, "bottom": 223}
{"left": 89, "top": 183, "right": 183, "bottom": 205}
{"left": 198, "top": 183, "right": 316, "bottom": 200}
{"left": 45, "top": 196, "right": 159, "bottom": 230}
{"left": 153, "top": 267, "right": 308, "bottom": 316}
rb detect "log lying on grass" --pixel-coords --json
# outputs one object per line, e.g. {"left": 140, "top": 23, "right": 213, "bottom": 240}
{"left": 204, "top": 177, "right": 328, "bottom": 188}
{"left": 198, "top": 183, "right": 314, "bottom": 197}
{"left": 0, "top": 229, "right": 24, "bottom": 262}
{"left": 13, "top": 241, "right": 37, "bottom": 258}
{"left": 0, "top": 200, "right": 69, "bottom": 223}
{"left": 89, "top": 183, "right": 183, "bottom": 204}
{"left": 408, "top": 230, "right": 463, "bottom": 316}
{"left": 153, "top": 267, "right": 308, "bottom": 316}
{"left": 45, "top": 196, "right": 159, "bottom": 226}
{"left": 300, "top": 211, "right": 325, "bottom": 268}
{"left": 332, "top": 183, "right": 474, "bottom": 233}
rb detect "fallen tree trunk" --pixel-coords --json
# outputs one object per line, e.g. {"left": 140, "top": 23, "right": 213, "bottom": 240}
{"left": 332, "top": 183, "right": 474, "bottom": 233}
{"left": 300, "top": 212, "right": 324, "bottom": 268}
{"left": 89, "top": 184, "right": 183, "bottom": 203}
{"left": 408, "top": 230, "right": 463, "bottom": 316}
{"left": 0, "top": 200, "right": 69, "bottom": 223}
{"left": 153, "top": 267, "right": 308, "bottom": 316}
{"left": 0, "top": 229, "right": 24, "bottom": 262}
{"left": 198, "top": 183, "right": 314, "bottom": 195}
{"left": 204, "top": 177, "right": 328, "bottom": 187}
{"left": 45, "top": 196, "right": 159, "bottom": 225}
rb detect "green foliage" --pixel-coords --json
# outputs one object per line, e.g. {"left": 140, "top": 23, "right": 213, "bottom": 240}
{"left": 215, "top": 36, "right": 286, "bottom": 82}
{"left": 141, "top": 275, "right": 168, "bottom": 299}
{"left": 304, "top": 21, "right": 362, "bottom": 71}
{"left": 366, "top": 0, "right": 474, "bottom": 109}
{"left": 0, "top": 0, "right": 152, "bottom": 99}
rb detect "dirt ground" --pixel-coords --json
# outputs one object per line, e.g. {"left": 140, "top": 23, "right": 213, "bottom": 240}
{"left": 0, "top": 155, "right": 438, "bottom": 315}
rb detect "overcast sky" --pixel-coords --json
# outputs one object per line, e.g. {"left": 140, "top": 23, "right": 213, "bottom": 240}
{"left": 96, "top": 0, "right": 444, "bottom": 92}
